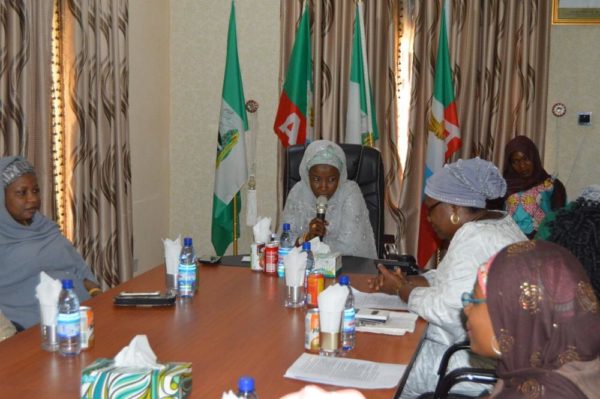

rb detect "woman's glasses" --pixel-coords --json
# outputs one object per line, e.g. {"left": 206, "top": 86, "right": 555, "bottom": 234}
{"left": 461, "top": 291, "right": 486, "bottom": 308}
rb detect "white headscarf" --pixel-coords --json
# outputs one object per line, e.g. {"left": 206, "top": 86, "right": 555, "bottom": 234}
{"left": 282, "top": 141, "right": 377, "bottom": 258}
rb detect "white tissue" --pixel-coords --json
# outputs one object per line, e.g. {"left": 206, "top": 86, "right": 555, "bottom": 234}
{"left": 310, "top": 237, "right": 330, "bottom": 255}
{"left": 252, "top": 217, "right": 272, "bottom": 244}
{"left": 35, "top": 272, "right": 62, "bottom": 325}
{"left": 114, "top": 335, "right": 164, "bottom": 370}
{"left": 284, "top": 246, "right": 308, "bottom": 287}
{"left": 162, "top": 236, "right": 182, "bottom": 276}
{"left": 221, "top": 391, "right": 238, "bottom": 399}
{"left": 318, "top": 284, "right": 348, "bottom": 333}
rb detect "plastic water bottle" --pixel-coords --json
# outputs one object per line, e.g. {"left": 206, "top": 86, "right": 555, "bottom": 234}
{"left": 302, "top": 241, "right": 314, "bottom": 289}
{"left": 57, "top": 279, "right": 81, "bottom": 356}
{"left": 236, "top": 376, "right": 258, "bottom": 398}
{"left": 277, "top": 223, "right": 293, "bottom": 278}
{"left": 178, "top": 237, "right": 197, "bottom": 298}
{"left": 339, "top": 275, "right": 356, "bottom": 351}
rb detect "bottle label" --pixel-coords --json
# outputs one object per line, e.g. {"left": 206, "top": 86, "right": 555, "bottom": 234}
{"left": 178, "top": 263, "right": 197, "bottom": 295}
{"left": 342, "top": 308, "right": 356, "bottom": 334}
{"left": 277, "top": 246, "right": 292, "bottom": 277}
{"left": 57, "top": 312, "right": 81, "bottom": 338}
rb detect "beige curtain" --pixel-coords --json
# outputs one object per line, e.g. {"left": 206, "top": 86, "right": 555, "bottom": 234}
{"left": 0, "top": 0, "right": 55, "bottom": 216}
{"left": 400, "top": 0, "right": 551, "bottom": 257}
{"left": 60, "top": 0, "right": 133, "bottom": 288}
{"left": 277, "top": 0, "right": 405, "bottom": 239}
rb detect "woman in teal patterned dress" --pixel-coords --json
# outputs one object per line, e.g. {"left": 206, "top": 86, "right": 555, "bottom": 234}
{"left": 501, "top": 136, "right": 566, "bottom": 238}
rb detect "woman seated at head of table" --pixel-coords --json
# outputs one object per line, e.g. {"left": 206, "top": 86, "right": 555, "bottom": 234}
{"left": 281, "top": 140, "right": 377, "bottom": 259}
{"left": 369, "top": 157, "right": 527, "bottom": 398}
{"left": 0, "top": 156, "right": 101, "bottom": 331}
{"left": 536, "top": 184, "right": 600, "bottom": 300}
{"left": 494, "top": 135, "right": 566, "bottom": 238}
{"left": 465, "top": 240, "right": 600, "bottom": 398}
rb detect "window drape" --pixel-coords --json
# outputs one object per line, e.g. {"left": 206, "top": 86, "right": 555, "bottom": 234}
{"left": 400, "top": 0, "right": 551, "bottom": 258}
{"left": 59, "top": 0, "right": 133, "bottom": 288}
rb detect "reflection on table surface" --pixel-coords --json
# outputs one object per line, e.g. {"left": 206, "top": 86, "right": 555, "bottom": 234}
{"left": 0, "top": 262, "right": 426, "bottom": 398}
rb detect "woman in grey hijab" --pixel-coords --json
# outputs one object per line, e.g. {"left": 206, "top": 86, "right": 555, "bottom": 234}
{"left": 370, "top": 157, "right": 527, "bottom": 398}
{"left": 282, "top": 140, "right": 377, "bottom": 258}
{"left": 0, "top": 156, "right": 99, "bottom": 330}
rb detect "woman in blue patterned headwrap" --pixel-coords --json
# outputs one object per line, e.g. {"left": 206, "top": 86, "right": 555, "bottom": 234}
{"left": 0, "top": 156, "right": 100, "bottom": 330}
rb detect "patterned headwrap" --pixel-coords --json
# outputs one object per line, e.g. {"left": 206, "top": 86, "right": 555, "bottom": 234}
{"left": 580, "top": 184, "right": 600, "bottom": 203}
{"left": 425, "top": 157, "right": 506, "bottom": 208}
{"left": 1, "top": 157, "right": 35, "bottom": 187}
{"left": 305, "top": 141, "right": 345, "bottom": 173}
{"left": 486, "top": 240, "right": 600, "bottom": 398}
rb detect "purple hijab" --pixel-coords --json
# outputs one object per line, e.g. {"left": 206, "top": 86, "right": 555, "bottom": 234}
{"left": 487, "top": 240, "right": 600, "bottom": 398}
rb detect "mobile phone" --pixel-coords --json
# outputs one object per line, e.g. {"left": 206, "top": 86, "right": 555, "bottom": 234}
{"left": 374, "top": 255, "right": 420, "bottom": 275}
{"left": 198, "top": 255, "right": 221, "bottom": 265}
{"left": 114, "top": 292, "right": 176, "bottom": 307}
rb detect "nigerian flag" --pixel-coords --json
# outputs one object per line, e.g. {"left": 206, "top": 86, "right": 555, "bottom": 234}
{"left": 211, "top": 1, "right": 248, "bottom": 256}
{"left": 345, "top": 1, "right": 378, "bottom": 146}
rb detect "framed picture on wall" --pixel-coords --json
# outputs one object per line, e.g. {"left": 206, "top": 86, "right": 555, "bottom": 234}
{"left": 553, "top": 0, "right": 600, "bottom": 24}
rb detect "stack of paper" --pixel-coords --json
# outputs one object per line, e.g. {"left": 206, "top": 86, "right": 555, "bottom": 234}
{"left": 353, "top": 289, "right": 408, "bottom": 311}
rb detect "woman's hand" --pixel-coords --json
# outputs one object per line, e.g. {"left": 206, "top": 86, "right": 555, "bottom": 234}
{"left": 307, "top": 217, "right": 327, "bottom": 240}
{"left": 368, "top": 264, "right": 415, "bottom": 302}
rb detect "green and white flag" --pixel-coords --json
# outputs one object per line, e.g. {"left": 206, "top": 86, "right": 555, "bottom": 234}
{"left": 211, "top": 1, "right": 248, "bottom": 256}
{"left": 345, "top": 1, "right": 379, "bottom": 146}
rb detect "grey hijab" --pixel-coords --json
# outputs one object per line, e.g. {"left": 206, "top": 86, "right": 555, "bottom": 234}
{"left": 282, "top": 141, "right": 377, "bottom": 258}
{"left": 0, "top": 156, "right": 97, "bottom": 329}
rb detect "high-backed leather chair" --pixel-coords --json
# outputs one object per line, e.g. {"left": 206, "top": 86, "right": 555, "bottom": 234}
{"left": 283, "top": 143, "right": 385, "bottom": 258}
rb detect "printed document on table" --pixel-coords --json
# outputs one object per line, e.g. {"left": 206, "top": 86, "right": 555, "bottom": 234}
{"left": 353, "top": 289, "right": 408, "bottom": 310}
{"left": 284, "top": 353, "right": 406, "bottom": 389}
{"left": 356, "top": 311, "right": 419, "bottom": 336}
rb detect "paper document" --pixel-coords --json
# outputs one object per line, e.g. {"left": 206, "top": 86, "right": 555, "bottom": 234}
{"left": 284, "top": 353, "right": 406, "bottom": 389}
{"left": 356, "top": 311, "right": 418, "bottom": 336}
{"left": 353, "top": 289, "right": 408, "bottom": 311}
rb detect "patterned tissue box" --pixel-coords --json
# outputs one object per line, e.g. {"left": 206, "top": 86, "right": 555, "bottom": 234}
{"left": 314, "top": 252, "right": 342, "bottom": 278}
{"left": 81, "top": 358, "right": 192, "bottom": 398}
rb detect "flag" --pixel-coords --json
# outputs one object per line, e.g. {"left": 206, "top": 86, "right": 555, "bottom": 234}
{"left": 273, "top": 2, "right": 313, "bottom": 147}
{"left": 211, "top": 1, "right": 248, "bottom": 256}
{"left": 417, "top": 3, "right": 462, "bottom": 267}
{"left": 345, "top": 1, "right": 379, "bottom": 146}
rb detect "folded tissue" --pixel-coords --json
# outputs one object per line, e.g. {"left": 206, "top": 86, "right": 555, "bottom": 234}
{"left": 81, "top": 335, "right": 192, "bottom": 399}
{"left": 284, "top": 246, "right": 308, "bottom": 287}
{"left": 252, "top": 217, "right": 272, "bottom": 244}
{"left": 35, "top": 271, "right": 62, "bottom": 326}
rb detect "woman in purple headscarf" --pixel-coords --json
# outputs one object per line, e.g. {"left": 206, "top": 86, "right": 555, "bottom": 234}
{"left": 464, "top": 240, "right": 600, "bottom": 398}
{"left": 501, "top": 136, "right": 566, "bottom": 238}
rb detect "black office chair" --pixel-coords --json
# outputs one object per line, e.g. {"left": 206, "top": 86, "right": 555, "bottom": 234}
{"left": 283, "top": 144, "right": 385, "bottom": 258}
{"left": 417, "top": 341, "right": 498, "bottom": 399}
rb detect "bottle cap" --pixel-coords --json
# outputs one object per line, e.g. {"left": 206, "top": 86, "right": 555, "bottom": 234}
{"left": 283, "top": 223, "right": 290, "bottom": 231}
{"left": 302, "top": 241, "right": 311, "bottom": 250}
{"left": 61, "top": 279, "right": 74, "bottom": 289}
{"left": 238, "top": 376, "right": 255, "bottom": 393}
{"left": 339, "top": 275, "right": 349, "bottom": 286}
{"left": 183, "top": 237, "right": 192, "bottom": 246}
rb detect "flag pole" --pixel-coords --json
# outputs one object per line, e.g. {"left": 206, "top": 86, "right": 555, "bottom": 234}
{"left": 233, "top": 194, "right": 238, "bottom": 255}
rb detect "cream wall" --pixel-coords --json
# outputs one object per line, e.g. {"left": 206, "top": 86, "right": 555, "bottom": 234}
{"left": 129, "top": 1, "right": 171, "bottom": 273}
{"left": 545, "top": 25, "right": 600, "bottom": 200}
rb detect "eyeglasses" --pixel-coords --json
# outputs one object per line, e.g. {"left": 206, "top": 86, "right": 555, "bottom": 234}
{"left": 461, "top": 291, "right": 486, "bottom": 308}
{"left": 427, "top": 201, "right": 443, "bottom": 213}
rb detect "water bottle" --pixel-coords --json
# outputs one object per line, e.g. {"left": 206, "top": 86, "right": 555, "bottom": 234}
{"left": 178, "top": 237, "right": 197, "bottom": 298}
{"left": 339, "top": 275, "right": 356, "bottom": 352}
{"left": 302, "top": 241, "right": 314, "bottom": 289}
{"left": 57, "top": 279, "right": 81, "bottom": 356}
{"left": 277, "top": 223, "right": 293, "bottom": 278}
{"left": 236, "top": 376, "right": 258, "bottom": 398}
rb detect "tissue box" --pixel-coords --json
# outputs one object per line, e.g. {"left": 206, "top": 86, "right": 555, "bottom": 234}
{"left": 314, "top": 252, "right": 342, "bottom": 278}
{"left": 81, "top": 358, "right": 192, "bottom": 398}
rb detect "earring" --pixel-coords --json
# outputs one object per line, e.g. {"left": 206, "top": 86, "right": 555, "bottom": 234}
{"left": 491, "top": 335, "right": 502, "bottom": 356}
{"left": 450, "top": 213, "right": 460, "bottom": 225}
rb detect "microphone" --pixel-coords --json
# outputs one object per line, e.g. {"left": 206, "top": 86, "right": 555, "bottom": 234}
{"left": 316, "top": 195, "right": 328, "bottom": 222}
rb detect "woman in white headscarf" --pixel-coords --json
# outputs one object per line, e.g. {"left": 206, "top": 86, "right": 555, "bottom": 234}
{"left": 369, "top": 157, "right": 527, "bottom": 398}
{"left": 282, "top": 140, "right": 377, "bottom": 258}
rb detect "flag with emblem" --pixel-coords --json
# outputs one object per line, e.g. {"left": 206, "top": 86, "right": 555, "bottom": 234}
{"left": 345, "top": 1, "right": 379, "bottom": 146}
{"left": 273, "top": 2, "right": 313, "bottom": 147}
{"left": 417, "top": 2, "right": 462, "bottom": 267}
{"left": 211, "top": 0, "right": 248, "bottom": 256}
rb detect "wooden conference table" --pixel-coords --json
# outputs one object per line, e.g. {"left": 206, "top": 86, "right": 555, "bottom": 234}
{"left": 0, "top": 258, "right": 426, "bottom": 398}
